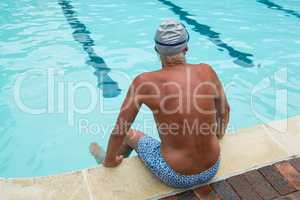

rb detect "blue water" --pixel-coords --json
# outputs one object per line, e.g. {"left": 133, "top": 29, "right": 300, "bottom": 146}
{"left": 0, "top": 0, "right": 300, "bottom": 177}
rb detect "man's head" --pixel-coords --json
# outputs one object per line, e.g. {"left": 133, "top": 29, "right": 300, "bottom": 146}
{"left": 155, "top": 19, "right": 189, "bottom": 65}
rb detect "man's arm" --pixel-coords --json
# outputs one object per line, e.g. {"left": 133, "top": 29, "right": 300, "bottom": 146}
{"left": 208, "top": 66, "right": 230, "bottom": 139}
{"left": 103, "top": 74, "right": 146, "bottom": 167}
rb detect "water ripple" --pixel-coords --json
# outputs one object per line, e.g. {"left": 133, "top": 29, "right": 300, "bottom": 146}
{"left": 257, "top": 0, "right": 300, "bottom": 19}
{"left": 157, "top": 0, "right": 255, "bottom": 68}
{"left": 58, "top": 0, "right": 121, "bottom": 98}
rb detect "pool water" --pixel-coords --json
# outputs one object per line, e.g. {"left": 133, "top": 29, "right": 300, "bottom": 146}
{"left": 0, "top": 0, "right": 300, "bottom": 178}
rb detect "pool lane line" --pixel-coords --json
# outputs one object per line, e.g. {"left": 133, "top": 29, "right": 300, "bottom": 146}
{"left": 257, "top": 0, "right": 300, "bottom": 19}
{"left": 58, "top": 0, "right": 121, "bottom": 98}
{"left": 157, "top": 0, "right": 255, "bottom": 68}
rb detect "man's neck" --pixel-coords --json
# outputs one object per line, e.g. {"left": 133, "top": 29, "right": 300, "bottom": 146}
{"left": 162, "top": 60, "right": 187, "bottom": 68}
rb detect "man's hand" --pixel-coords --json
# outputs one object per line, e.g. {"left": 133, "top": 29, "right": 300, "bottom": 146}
{"left": 102, "top": 155, "right": 124, "bottom": 168}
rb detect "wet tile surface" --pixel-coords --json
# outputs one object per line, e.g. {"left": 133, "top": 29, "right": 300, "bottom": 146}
{"left": 0, "top": 171, "right": 90, "bottom": 200}
{"left": 263, "top": 116, "right": 300, "bottom": 155}
{"left": 217, "top": 127, "right": 288, "bottom": 177}
{"left": 85, "top": 157, "right": 174, "bottom": 200}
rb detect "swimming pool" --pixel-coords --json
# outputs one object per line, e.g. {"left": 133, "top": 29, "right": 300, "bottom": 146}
{"left": 0, "top": 0, "right": 300, "bottom": 178}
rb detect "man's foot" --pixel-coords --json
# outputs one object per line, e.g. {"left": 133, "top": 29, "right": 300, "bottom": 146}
{"left": 89, "top": 143, "right": 106, "bottom": 164}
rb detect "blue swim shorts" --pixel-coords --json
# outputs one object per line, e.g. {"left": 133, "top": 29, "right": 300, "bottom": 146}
{"left": 136, "top": 136, "right": 220, "bottom": 188}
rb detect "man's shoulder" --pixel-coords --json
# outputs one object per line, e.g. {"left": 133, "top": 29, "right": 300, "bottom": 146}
{"left": 189, "top": 63, "right": 221, "bottom": 85}
{"left": 133, "top": 70, "right": 160, "bottom": 84}
{"left": 131, "top": 72, "right": 160, "bottom": 94}
{"left": 131, "top": 71, "right": 162, "bottom": 95}
{"left": 190, "top": 63, "right": 214, "bottom": 71}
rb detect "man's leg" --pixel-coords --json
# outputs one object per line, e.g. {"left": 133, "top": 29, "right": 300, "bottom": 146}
{"left": 89, "top": 129, "right": 144, "bottom": 164}
{"left": 118, "top": 129, "right": 145, "bottom": 157}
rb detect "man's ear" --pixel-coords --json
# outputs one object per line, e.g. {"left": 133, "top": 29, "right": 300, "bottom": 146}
{"left": 183, "top": 47, "right": 188, "bottom": 54}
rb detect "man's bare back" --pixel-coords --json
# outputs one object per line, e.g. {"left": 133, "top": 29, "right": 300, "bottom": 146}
{"left": 133, "top": 63, "right": 229, "bottom": 175}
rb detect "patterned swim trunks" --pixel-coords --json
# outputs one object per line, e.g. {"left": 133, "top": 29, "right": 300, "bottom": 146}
{"left": 136, "top": 135, "right": 220, "bottom": 188}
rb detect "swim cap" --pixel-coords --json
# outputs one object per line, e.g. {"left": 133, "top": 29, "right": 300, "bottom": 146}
{"left": 155, "top": 19, "right": 189, "bottom": 56}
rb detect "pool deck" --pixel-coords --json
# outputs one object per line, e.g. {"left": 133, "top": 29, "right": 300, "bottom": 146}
{"left": 1, "top": 115, "right": 300, "bottom": 200}
{"left": 160, "top": 157, "right": 300, "bottom": 200}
